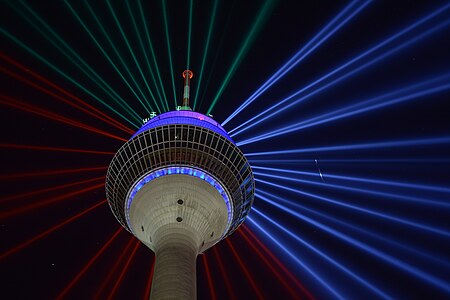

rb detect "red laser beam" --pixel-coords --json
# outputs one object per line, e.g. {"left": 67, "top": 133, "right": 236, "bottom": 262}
{"left": 239, "top": 228, "right": 300, "bottom": 298}
{"left": 143, "top": 257, "right": 155, "bottom": 300}
{"left": 1, "top": 176, "right": 105, "bottom": 204}
{"left": 225, "top": 238, "right": 265, "bottom": 300}
{"left": 55, "top": 227, "right": 123, "bottom": 300}
{"left": 0, "top": 166, "right": 107, "bottom": 180}
{"left": 242, "top": 225, "right": 315, "bottom": 300}
{"left": 0, "top": 143, "right": 114, "bottom": 155}
{"left": 239, "top": 227, "right": 307, "bottom": 299}
{"left": 0, "top": 66, "right": 133, "bottom": 135}
{"left": 107, "top": 240, "right": 141, "bottom": 300}
{"left": 212, "top": 247, "right": 237, "bottom": 300}
{"left": 0, "top": 52, "right": 134, "bottom": 134}
{"left": 202, "top": 254, "right": 218, "bottom": 300}
{"left": 0, "top": 95, "right": 127, "bottom": 142}
{"left": 0, "top": 182, "right": 105, "bottom": 219}
{"left": 93, "top": 237, "right": 136, "bottom": 300}
{"left": 0, "top": 199, "right": 107, "bottom": 261}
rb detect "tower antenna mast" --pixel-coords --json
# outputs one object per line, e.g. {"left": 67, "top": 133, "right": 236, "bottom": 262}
{"left": 181, "top": 70, "right": 193, "bottom": 110}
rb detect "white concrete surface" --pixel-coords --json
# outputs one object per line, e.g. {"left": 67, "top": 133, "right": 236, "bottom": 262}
{"left": 129, "top": 175, "right": 229, "bottom": 299}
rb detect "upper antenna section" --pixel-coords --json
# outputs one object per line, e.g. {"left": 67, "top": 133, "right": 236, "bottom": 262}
{"left": 180, "top": 70, "right": 193, "bottom": 111}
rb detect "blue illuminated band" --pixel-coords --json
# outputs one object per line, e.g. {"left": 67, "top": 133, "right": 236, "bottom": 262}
{"left": 125, "top": 166, "right": 234, "bottom": 236}
{"left": 132, "top": 110, "right": 235, "bottom": 144}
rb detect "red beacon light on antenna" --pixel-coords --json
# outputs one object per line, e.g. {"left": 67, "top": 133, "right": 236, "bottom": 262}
{"left": 183, "top": 69, "right": 193, "bottom": 79}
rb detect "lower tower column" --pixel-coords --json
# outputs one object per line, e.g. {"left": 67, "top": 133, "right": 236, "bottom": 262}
{"left": 150, "top": 226, "right": 199, "bottom": 300}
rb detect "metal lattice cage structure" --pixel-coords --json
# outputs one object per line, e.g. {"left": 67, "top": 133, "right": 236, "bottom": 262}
{"left": 106, "top": 117, "right": 255, "bottom": 238}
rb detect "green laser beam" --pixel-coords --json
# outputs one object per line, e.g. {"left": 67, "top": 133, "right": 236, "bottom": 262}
{"left": 84, "top": 0, "right": 154, "bottom": 114}
{"left": 0, "top": 27, "right": 139, "bottom": 128}
{"left": 16, "top": 0, "right": 142, "bottom": 120}
{"left": 197, "top": 0, "right": 237, "bottom": 112}
{"left": 193, "top": 0, "right": 218, "bottom": 111}
{"left": 207, "top": 0, "right": 277, "bottom": 115}
{"left": 13, "top": 0, "right": 142, "bottom": 121}
{"left": 125, "top": 0, "right": 167, "bottom": 113}
{"left": 106, "top": 0, "right": 162, "bottom": 114}
{"left": 64, "top": 0, "right": 153, "bottom": 116}
{"left": 137, "top": 0, "right": 170, "bottom": 112}
{"left": 187, "top": 0, "right": 193, "bottom": 70}
{"left": 162, "top": 0, "right": 178, "bottom": 109}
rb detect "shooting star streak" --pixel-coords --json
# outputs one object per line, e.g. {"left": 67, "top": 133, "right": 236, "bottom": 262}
{"left": 315, "top": 159, "right": 324, "bottom": 182}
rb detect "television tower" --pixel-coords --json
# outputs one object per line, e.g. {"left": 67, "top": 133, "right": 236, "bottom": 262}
{"left": 106, "top": 70, "right": 255, "bottom": 299}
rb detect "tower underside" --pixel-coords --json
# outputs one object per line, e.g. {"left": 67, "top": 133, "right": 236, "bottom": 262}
{"left": 129, "top": 175, "right": 229, "bottom": 252}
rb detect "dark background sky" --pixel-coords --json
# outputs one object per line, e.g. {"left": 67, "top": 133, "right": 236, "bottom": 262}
{"left": 1, "top": 0, "right": 450, "bottom": 299}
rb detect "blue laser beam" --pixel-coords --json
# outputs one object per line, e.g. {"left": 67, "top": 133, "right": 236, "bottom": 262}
{"left": 253, "top": 170, "right": 450, "bottom": 208}
{"left": 223, "top": 0, "right": 372, "bottom": 126}
{"left": 238, "top": 73, "right": 450, "bottom": 145}
{"left": 231, "top": 4, "right": 450, "bottom": 138}
{"left": 252, "top": 205, "right": 393, "bottom": 299}
{"left": 255, "top": 178, "right": 450, "bottom": 237}
{"left": 252, "top": 165, "right": 450, "bottom": 196}
{"left": 249, "top": 158, "right": 450, "bottom": 164}
{"left": 270, "top": 170, "right": 450, "bottom": 214}
{"left": 246, "top": 217, "right": 346, "bottom": 300}
{"left": 244, "top": 136, "right": 450, "bottom": 156}
{"left": 256, "top": 188, "right": 450, "bottom": 269}
{"left": 255, "top": 191, "right": 450, "bottom": 293}
{"left": 249, "top": 159, "right": 314, "bottom": 164}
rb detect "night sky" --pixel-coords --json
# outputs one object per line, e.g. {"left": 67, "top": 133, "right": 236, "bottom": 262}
{"left": 1, "top": 1, "right": 450, "bottom": 299}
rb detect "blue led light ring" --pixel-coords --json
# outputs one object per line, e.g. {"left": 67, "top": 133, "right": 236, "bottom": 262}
{"left": 132, "top": 111, "right": 235, "bottom": 143}
{"left": 145, "top": 111, "right": 224, "bottom": 129}
{"left": 134, "top": 118, "right": 233, "bottom": 142}
{"left": 125, "top": 166, "right": 234, "bottom": 236}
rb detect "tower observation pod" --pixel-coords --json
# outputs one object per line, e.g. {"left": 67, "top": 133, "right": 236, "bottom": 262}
{"left": 106, "top": 70, "right": 255, "bottom": 299}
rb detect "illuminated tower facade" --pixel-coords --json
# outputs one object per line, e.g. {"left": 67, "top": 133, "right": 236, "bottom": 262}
{"left": 105, "top": 71, "right": 255, "bottom": 299}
